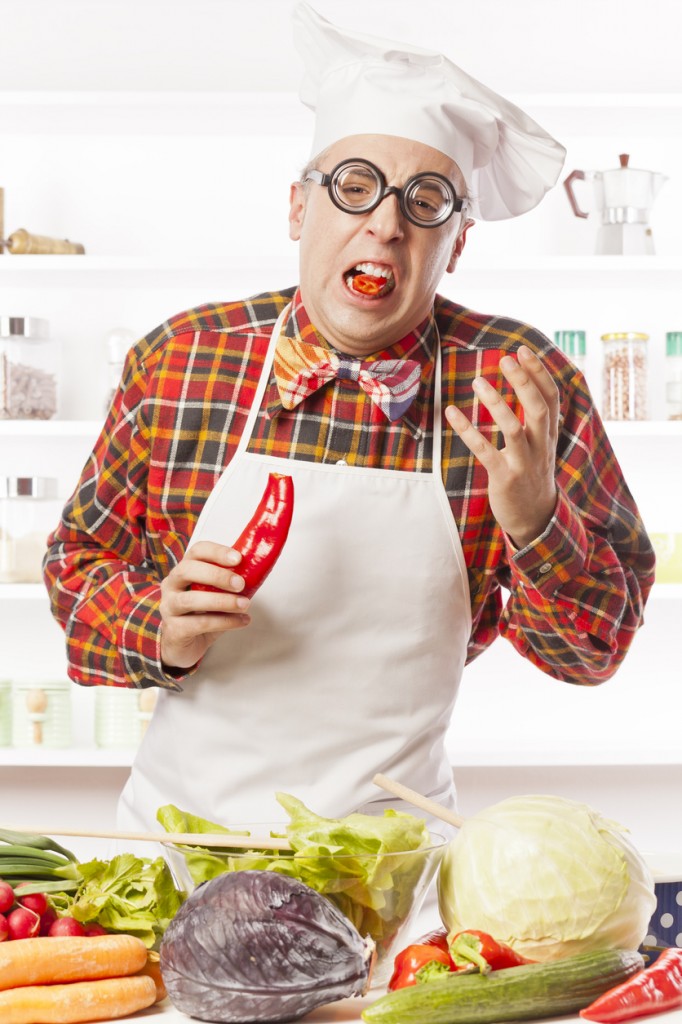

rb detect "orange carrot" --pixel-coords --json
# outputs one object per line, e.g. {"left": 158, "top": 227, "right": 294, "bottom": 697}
{"left": 135, "top": 951, "right": 167, "bottom": 1003}
{"left": 0, "top": 934, "right": 148, "bottom": 991}
{"left": 0, "top": 974, "right": 157, "bottom": 1023}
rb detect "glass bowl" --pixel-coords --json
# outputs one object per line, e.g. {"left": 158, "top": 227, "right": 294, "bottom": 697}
{"left": 162, "top": 823, "right": 447, "bottom": 986}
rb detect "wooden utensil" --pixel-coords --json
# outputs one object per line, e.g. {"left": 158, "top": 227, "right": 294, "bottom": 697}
{"left": 2, "top": 826, "right": 292, "bottom": 851}
{"left": 373, "top": 773, "right": 465, "bottom": 829}
{"left": 25, "top": 688, "right": 48, "bottom": 745}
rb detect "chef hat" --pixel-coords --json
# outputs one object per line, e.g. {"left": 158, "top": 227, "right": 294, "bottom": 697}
{"left": 292, "top": 3, "right": 566, "bottom": 221}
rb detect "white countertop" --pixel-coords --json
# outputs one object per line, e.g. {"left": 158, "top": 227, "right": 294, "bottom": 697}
{"left": 106, "top": 992, "right": 682, "bottom": 1024}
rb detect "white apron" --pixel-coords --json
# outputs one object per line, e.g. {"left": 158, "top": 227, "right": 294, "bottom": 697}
{"left": 118, "top": 307, "right": 471, "bottom": 841}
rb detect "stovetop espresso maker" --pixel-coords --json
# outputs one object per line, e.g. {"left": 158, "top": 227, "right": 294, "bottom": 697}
{"left": 563, "top": 154, "right": 667, "bottom": 254}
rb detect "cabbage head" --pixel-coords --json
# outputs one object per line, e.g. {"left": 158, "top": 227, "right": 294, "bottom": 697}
{"left": 437, "top": 794, "right": 656, "bottom": 962}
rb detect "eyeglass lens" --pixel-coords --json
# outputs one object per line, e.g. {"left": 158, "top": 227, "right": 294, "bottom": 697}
{"left": 330, "top": 160, "right": 459, "bottom": 225}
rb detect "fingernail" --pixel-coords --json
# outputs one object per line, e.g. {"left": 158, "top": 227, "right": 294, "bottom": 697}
{"left": 237, "top": 597, "right": 250, "bottom": 609}
{"left": 231, "top": 574, "right": 245, "bottom": 591}
{"left": 500, "top": 355, "right": 516, "bottom": 372}
{"left": 225, "top": 551, "right": 241, "bottom": 566}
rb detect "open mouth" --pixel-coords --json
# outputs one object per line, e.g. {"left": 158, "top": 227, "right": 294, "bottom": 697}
{"left": 344, "top": 262, "right": 396, "bottom": 299}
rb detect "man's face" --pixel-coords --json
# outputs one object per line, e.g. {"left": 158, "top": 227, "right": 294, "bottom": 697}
{"left": 289, "top": 134, "right": 472, "bottom": 357}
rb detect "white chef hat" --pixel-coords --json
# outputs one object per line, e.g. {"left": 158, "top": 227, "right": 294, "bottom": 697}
{"left": 292, "top": 3, "right": 566, "bottom": 221}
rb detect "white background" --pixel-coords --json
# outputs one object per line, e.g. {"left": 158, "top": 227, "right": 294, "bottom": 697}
{"left": 1, "top": 0, "right": 681, "bottom": 860}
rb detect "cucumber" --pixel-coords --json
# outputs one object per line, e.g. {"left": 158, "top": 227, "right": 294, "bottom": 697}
{"left": 361, "top": 949, "right": 645, "bottom": 1024}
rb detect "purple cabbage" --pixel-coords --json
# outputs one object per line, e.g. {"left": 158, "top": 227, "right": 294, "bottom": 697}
{"left": 159, "top": 869, "right": 374, "bottom": 1022}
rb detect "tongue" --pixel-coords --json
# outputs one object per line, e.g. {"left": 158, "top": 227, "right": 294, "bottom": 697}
{"left": 351, "top": 273, "right": 386, "bottom": 296}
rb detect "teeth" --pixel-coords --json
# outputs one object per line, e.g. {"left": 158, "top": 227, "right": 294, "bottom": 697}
{"left": 354, "top": 262, "right": 394, "bottom": 281}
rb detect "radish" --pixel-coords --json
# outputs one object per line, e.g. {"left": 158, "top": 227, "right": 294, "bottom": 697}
{"left": 48, "top": 916, "right": 86, "bottom": 937}
{"left": 39, "top": 907, "right": 57, "bottom": 935}
{"left": 0, "top": 879, "right": 14, "bottom": 914}
{"left": 0, "top": 912, "right": 9, "bottom": 941}
{"left": 19, "top": 892, "right": 48, "bottom": 917}
{"left": 83, "top": 921, "right": 107, "bottom": 936}
{"left": 7, "top": 905, "right": 40, "bottom": 939}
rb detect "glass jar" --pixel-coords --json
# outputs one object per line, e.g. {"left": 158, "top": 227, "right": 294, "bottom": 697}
{"left": 12, "top": 679, "right": 71, "bottom": 748}
{"left": 104, "top": 327, "right": 136, "bottom": 413}
{"left": 554, "top": 331, "right": 586, "bottom": 373}
{"left": 665, "top": 332, "right": 682, "bottom": 421}
{"left": 95, "top": 686, "right": 157, "bottom": 748}
{"left": 0, "top": 477, "right": 60, "bottom": 583}
{"left": 601, "top": 332, "right": 648, "bottom": 420}
{"left": 0, "top": 316, "right": 60, "bottom": 420}
{"left": 0, "top": 679, "right": 11, "bottom": 747}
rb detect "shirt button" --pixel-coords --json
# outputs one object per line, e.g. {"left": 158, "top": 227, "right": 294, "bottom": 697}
{"left": 539, "top": 562, "right": 552, "bottom": 574}
{"left": 336, "top": 458, "right": 347, "bottom": 466}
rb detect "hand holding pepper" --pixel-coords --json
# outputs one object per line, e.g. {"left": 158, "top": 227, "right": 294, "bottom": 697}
{"left": 159, "top": 473, "right": 293, "bottom": 671}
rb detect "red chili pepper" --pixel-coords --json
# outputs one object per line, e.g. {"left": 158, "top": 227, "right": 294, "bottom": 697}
{"left": 449, "top": 930, "right": 534, "bottom": 974}
{"left": 192, "top": 472, "right": 294, "bottom": 598}
{"left": 414, "top": 927, "right": 451, "bottom": 955}
{"left": 580, "top": 948, "right": 682, "bottom": 1022}
{"left": 388, "top": 943, "right": 454, "bottom": 991}
{"left": 351, "top": 273, "right": 385, "bottom": 296}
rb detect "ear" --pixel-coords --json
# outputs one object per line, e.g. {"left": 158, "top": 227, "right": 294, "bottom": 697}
{"left": 289, "top": 181, "right": 306, "bottom": 241}
{"left": 446, "top": 218, "right": 475, "bottom": 274}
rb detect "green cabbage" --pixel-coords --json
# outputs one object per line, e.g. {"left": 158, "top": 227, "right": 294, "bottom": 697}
{"left": 437, "top": 794, "right": 656, "bottom": 961}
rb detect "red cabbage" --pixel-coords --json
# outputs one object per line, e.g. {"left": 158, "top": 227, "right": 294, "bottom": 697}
{"left": 160, "top": 869, "right": 374, "bottom": 1022}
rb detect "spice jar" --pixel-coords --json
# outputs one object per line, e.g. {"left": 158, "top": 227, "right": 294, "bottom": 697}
{"left": 12, "top": 679, "right": 71, "bottom": 748}
{"left": 601, "top": 332, "right": 648, "bottom": 420}
{"left": 0, "top": 477, "right": 60, "bottom": 583}
{"left": 665, "top": 332, "right": 682, "bottom": 421}
{"left": 554, "top": 331, "right": 586, "bottom": 373}
{"left": 0, "top": 316, "right": 60, "bottom": 419}
{"left": 0, "top": 679, "right": 11, "bottom": 747}
{"left": 95, "top": 686, "right": 157, "bottom": 748}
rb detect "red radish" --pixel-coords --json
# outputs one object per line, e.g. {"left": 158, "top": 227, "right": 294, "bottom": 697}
{"left": 0, "top": 880, "right": 14, "bottom": 914}
{"left": 39, "top": 907, "right": 58, "bottom": 935}
{"left": 0, "top": 912, "right": 9, "bottom": 941}
{"left": 7, "top": 905, "right": 40, "bottom": 939}
{"left": 19, "top": 892, "right": 48, "bottom": 916}
{"left": 48, "top": 916, "right": 86, "bottom": 937}
{"left": 84, "top": 921, "right": 107, "bottom": 936}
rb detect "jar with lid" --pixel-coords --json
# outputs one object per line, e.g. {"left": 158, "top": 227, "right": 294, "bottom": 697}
{"left": 0, "top": 477, "right": 61, "bottom": 583}
{"left": 665, "top": 332, "right": 682, "bottom": 420}
{"left": 12, "top": 679, "right": 71, "bottom": 748}
{"left": 601, "top": 332, "right": 648, "bottom": 420}
{"left": 0, "top": 679, "right": 11, "bottom": 747}
{"left": 95, "top": 687, "right": 158, "bottom": 748}
{"left": 0, "top": 317, "right": 60, "bottom": 419}
{"left": 104, "top": 327, "right": 136, "bottom": 413}
{"left": 554, "top": 331, "right": 586, "bottom": 374}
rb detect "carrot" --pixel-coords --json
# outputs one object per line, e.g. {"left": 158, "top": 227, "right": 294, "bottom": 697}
{"left": 0, "top": 934, "right": 148, "bottom": 990}
{"left": 135, "top": 951, "right": 167, "bottom": 1003}
{"left": 0, "top": 974, "right": 157, "bottom": 1023}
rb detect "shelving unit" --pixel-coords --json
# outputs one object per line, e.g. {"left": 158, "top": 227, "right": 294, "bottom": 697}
{"left": 1, "top": 69, "right": 681, "bottom": 851}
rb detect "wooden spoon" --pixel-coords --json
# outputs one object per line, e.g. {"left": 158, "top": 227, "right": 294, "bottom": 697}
{"left": 373, "top": 773, "right": 465, "bottom": 829}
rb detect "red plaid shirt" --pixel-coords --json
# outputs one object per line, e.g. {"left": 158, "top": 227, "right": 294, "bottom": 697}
{"left": 43, "top": 286, "right": 655, "bottom": 690}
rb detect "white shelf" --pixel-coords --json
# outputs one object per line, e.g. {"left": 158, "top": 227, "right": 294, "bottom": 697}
{"left": 0, "top": 419, "right": 102, "bottom": 438}
{"left": 0, "top": 746, "right": 134, "bottom": 768}
{"left": 1, "top": 90, "right": 680, "bottom": 138}
{"left": 450, "top": 742, "right": 682, "bottom": 768}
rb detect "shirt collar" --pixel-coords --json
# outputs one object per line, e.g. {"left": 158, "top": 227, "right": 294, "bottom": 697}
{"left": 265, "top": 288, "right": 437, "bottom": 440}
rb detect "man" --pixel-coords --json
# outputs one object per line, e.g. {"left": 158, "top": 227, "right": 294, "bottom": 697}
{"left": 43, "top": 4, "right": 654, "bottom": 833}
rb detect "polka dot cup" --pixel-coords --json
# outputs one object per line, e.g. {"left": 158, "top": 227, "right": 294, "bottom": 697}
{"left": 642, "top": 853, "right": 682, "bottom": 961}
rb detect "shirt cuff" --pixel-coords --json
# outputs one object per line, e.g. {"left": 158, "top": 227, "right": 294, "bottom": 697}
{"left": 119, "top": 584, "right": 195, "bottom": 691}
{"left": 506, "top": 488, "right": 588, "bottom": 596}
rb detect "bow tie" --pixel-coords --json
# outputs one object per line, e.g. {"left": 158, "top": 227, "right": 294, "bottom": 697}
{"left": 274, "top": 338, "right": 422, "bottom": 422}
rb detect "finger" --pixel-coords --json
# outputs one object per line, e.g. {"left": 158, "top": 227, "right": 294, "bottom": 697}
{"left": 444, "top": 404, "right": 501, "bottom": 471}
{"left": 163, "top": 612, "right": 252, "bottom": 646}
{"left": 165, "top": 586, "right": 250, "bottom": 617}
{"left": 184, "top": 541, "right": 242, "bottom": 568}
{"left": 168, "top": 557, "right": 245, "bottom": 594}
{"left": 499, "top": 352, "right": 558, "bottom": 447}
{"left": 471, "top": 375, "right": 527, "bottom": 450}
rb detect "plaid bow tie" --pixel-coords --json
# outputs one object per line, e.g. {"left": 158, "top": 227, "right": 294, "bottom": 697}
{"left": 275, "top": 338, "right": 422, "bottom": 422}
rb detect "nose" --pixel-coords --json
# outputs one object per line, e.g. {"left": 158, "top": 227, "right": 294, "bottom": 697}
{"left": 364, "top": 191, "right": 405, "bottom": 242}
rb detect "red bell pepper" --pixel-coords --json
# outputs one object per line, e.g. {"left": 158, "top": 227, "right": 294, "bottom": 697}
{"left": 351, "top": 273, "right": 385, "bottom": 296}
{"left": 580, "top": 947, "right": 682, "bottom": 1022}
{"left": 192, "top": 472, "right": 294, "bottom": 598}
{"left": 388, "top": 943, "right": 453, "bottom": 990}
{"left": 413, "top": 927, "right": 451, "bottom": 955}
{"left": 449, "top": 930, "right": 535, "bottom": 974}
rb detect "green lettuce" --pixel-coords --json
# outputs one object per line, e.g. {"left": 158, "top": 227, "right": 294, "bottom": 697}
{"left": 63, "top": 853, "right": 184, "bottom": 949}
{"left": 157, "top": 793, "right": 438, "bottom": 956}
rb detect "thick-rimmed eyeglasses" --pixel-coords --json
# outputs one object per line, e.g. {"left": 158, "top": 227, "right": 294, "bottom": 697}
{"left": 304, "top": 158, "right": 466, "bottom": 228}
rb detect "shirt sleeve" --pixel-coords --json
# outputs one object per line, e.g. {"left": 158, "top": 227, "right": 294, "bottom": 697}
{"left": 42, "top": 339, "right": 188, "bottom": 691}
{"left": 495, "top": 373, "right": 655, "bottom": 684}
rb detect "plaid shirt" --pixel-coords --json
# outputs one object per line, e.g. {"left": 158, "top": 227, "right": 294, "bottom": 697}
{"left": 43, "top": 286, "right": 655, "bottom": 690}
